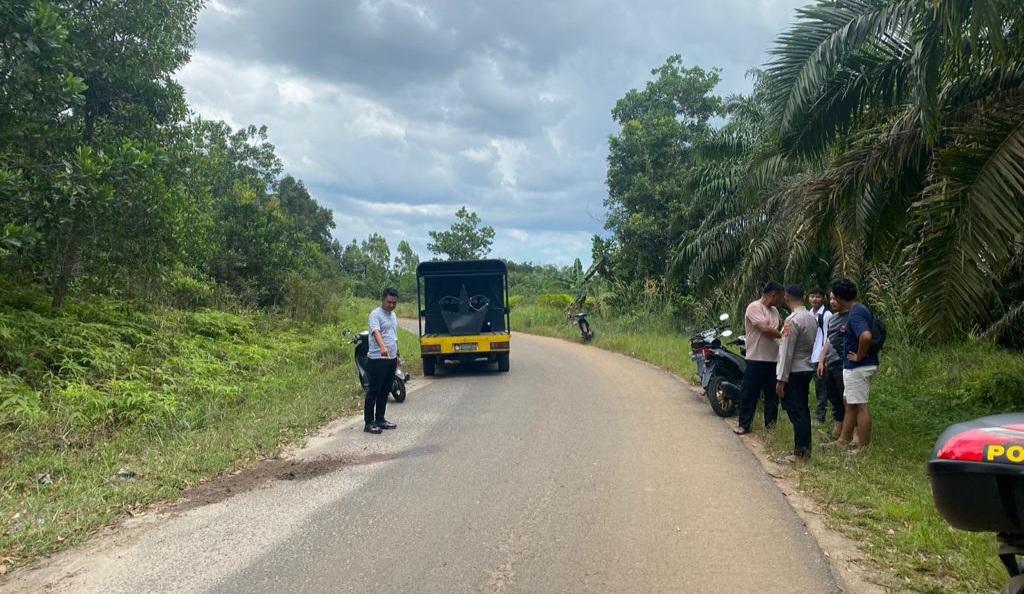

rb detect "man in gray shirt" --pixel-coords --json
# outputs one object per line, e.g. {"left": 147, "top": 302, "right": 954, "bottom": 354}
{"left": 364, "top": 287, "right": 400, "bottom": 434}
{"left": 776, "top": 285, "right": 817, "bottom": 461}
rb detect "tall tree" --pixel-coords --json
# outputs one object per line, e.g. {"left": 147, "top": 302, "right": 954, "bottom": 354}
{"left": 427, "top": 206, "right": 495, "bottom": 261}
{"left": 0, "top": 0, "right": 203, "bottom": 309}
{"left": 604, "top": 55, "right": 723, "bottom": 282}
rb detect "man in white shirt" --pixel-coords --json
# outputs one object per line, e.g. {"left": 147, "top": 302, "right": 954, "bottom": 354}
{"left": 808, "top": 287, "right": 833, "bottom": 424}
{"left": 364, "top": 288, "right": 400, "bottom": 434}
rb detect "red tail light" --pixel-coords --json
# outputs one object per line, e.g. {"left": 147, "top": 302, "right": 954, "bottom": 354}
{"left": 701, "top": 348, "right": 716, "bottom": 357}
{"left": 422, "top": 344, "right": 441, "bottom": 353}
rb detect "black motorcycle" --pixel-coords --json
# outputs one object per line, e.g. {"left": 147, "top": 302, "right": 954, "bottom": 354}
{"left": 695, "top": 315, "right": 746, "bottom": 417}
{"left": 575, "top": 312, "right": 594, "bottom": 342}
{"left": 342, "top": 329, "right": 409, "bottom": 402}
{"left": 689, "top": 313, "right": 730, "bottom": 381}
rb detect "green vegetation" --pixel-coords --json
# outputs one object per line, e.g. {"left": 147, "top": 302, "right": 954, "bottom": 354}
{"left": 512, "top": 298, "right": 1020, "bottom": 592}
{"left": 601, "top": 1, "right": 1024, "bottom": 343}
{"left": 0, "top": 287, "right": 420, "bottom": 569}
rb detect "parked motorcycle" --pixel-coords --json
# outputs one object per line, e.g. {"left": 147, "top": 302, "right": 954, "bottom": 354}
{"left": 690, "top": 314, "right": 747, "bottom": 417}
{"left": 689, "top": 313, "right": 730, "bottom": 381}
{"left": 342, "top": 329, "right": 410, "bottom": 402}
{"left": 575, "top": 312, "right": 594, "bottom": 342}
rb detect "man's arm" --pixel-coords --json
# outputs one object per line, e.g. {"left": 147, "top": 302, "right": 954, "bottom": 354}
{"left": 817, "top": 340, "right": 830, "bottom": 377}
{"left": 847, "top": 308, "right": 873, "bottom": 362}
{"left": 849, "top": 330, "right": 872, "bottom": 362}
{"left": 776, "top": 321, "right": 797, "bottom": 395}
{"left": 369, "top": 313, "right": 390, "bottom": 357}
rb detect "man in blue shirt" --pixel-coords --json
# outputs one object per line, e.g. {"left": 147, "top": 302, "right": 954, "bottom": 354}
{"left": 364, "top": 287, "right": 400, "bottom": 434}
{"left": 828, "top": 278, "right": 878, "bottom": 454}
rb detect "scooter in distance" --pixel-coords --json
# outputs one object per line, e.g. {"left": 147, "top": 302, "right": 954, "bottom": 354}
{"left": 342, "top": 329, "right": 410, "bottom": 402}
{"left": 575, "top": 312, "right": 594, "bottom": 342}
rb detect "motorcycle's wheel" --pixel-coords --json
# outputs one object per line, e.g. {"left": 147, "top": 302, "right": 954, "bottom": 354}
{"left": 706, "top": 375, "right": 738, "bottom": 418}
{"left": 390, "top": 378, "right": 407, "bottom": 403}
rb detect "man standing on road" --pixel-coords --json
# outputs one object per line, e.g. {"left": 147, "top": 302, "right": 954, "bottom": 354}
{"left": 816, "top": 292, "right": 847, "bottom": 441}
{"left": 829, "top": 279, "right": 878, "bottom": 454}
{"left": 808, "top": 287, "right": 833, "bottom": 423}
{"left": 734, "top": 282, "right": 785, "bottom": 436}
{"left": 364, "top": 288, "right": 400, "bottom": 435}
{"left": 775, "top": 285, "right": 817, "bottom": 461}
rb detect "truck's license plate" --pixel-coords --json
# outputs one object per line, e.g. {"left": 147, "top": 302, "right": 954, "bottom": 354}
{"left": 455, "top": 343, "right": 477, "bottom": 352}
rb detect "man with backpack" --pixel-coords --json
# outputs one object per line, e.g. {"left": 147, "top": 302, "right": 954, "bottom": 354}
{"left": 828, "top": 278, "right": 882, "bottom": 454}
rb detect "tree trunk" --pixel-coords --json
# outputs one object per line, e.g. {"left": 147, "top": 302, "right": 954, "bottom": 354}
{"left": 51, "top": 219, "right": 83, "bottom": 312}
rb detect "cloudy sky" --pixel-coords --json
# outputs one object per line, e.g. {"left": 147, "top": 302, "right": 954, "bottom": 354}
{"left": 177, "top": 0, "right": 806, "bottom": 266}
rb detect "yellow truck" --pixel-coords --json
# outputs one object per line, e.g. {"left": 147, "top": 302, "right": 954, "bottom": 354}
{"left": 416, "top": 259, "right": 511, "bottom": 375}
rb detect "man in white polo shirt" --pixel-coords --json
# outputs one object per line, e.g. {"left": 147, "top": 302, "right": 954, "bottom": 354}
{"left": 364, "top": 287, "right": 400, "bottom": 434}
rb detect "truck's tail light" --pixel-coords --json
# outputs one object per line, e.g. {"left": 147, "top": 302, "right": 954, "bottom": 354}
{"left": 422, "top": 344, "right": 441, "bottom": 353}
{"left": 490, "top": 341, "right": 510, "bottom": 350}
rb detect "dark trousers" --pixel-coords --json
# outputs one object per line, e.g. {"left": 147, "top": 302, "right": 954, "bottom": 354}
{"left": 364, "top": 357, "right": 397, "bottom": 425}
{"left": 821, "top": 364, "right": 846, "bottom": 422}
{"left": 814, "top": 375, "right": 828, "bottom": 421}
{"left": 782, "top": 371, "right": 813, "bottom": 456}
{"left": 738, "top": 360, "right": 779, "bottom": 431}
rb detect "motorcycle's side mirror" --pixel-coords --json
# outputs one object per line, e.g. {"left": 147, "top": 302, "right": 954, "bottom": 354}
{"left": 721, "top": 329, "right": 734, "bottom": 338}
{"left": 342, "top": 328, "right": 351, "bottom": 337}
{"left": 719, "top": 313, "right": 730, "bottom": 322}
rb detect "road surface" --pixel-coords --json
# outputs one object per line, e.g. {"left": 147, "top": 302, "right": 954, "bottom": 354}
{"left": 2, "top": 329, "right": 837, "bottom": 593}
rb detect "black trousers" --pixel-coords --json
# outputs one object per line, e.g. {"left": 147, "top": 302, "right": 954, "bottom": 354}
{"left": 782, "top": 371, "right": 813, "bottom": 456}
{"left": 738, "top": 360, "right": 779, "bottom": 431}
{"left": 364, "top": 357, "right": 397, "bottom": 425}
{"left": 821, "top": 363, "right": 845, "bottom": 422}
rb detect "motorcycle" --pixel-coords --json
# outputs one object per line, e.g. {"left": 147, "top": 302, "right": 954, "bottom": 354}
{"left": 342, "top": 329, "right": 410, "bottom": 402}
{"left": 691, "top": 314, "right": 747, "bottom": 417}
{"left": 574, "top": 312, "right": 594, "bottom": 342}
{"left": 689, "top": 313, "right": 730, "bottom": 381}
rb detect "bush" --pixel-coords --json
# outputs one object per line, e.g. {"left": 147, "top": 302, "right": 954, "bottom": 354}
{"left": 166, "top": 268, "right": 233, "bottom": 310}
{"left": 538, "top": 293, "right": 573, "bottom": 309}
{"left": 281, "top": 272, "right": 348, "bottom": 323}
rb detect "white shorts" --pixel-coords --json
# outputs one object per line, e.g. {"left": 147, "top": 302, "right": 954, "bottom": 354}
{"left": 843, "top": 365, "right": 878, "bottom": 404}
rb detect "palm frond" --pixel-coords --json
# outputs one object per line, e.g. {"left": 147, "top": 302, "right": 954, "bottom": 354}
{"left": 766, "top": 0, "right": 915, "bottom": 141}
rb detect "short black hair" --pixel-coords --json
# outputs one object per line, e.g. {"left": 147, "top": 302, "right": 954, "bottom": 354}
{"left": 809, "top": 286, "right": 826, "bottom": 297}
{"left": 762, "top": 281, "right": 784, "bottom": 294}
{"left": 830, "top": 278, "right": 857, "bottom": 301}
{"left": 382, "top": 287, "right": 399, "bottom": 299}
{"left": 786, "top": 285, "right": 805, "bottom": 300}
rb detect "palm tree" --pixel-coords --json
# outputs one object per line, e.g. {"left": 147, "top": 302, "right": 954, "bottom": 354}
{"left": 761, "top": 0, "right": 1024, "bottom": 339}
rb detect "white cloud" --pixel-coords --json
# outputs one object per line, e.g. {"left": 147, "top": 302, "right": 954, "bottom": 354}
{"left": 179, "top": 0, "right": 809, "bottom": 265}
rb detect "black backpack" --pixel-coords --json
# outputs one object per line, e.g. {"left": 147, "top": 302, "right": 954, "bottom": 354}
{"left": 868, "top": 310, "right": 886, "bottom": 353}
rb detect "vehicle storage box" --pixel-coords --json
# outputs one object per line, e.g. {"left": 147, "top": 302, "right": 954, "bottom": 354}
{"left": 927, "top": 414, "right": 1024, "bottom": 533}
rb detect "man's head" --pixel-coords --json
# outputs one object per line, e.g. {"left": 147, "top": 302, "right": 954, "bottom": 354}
{"left": 762, "top": 281, "right": 785, "bottom": 307}
{"left": 809, "top": 286, "right": 826, "bottom": 311}
{"left": 830, "top": 278, "right": 858, "bottom": 312}
{"left": 381, "top": 287, "right": 399, "bottom": 312}
{"left": 785, "top": 285, "right": 805, "bottom": 310}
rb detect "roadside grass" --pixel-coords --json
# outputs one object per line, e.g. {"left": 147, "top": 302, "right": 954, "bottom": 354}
{"left": 0, "top": 292, "right": 419, "bottom": 571}
{"left": 512, "top": 300, "right": 1019, "bottom": 594}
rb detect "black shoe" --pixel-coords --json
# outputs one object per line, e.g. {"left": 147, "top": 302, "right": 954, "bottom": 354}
{"left": 377, "top": 420, "right": 397, "bottom": 430}
{"left": 364, "top": 423, "right": 382, "bottom": 434}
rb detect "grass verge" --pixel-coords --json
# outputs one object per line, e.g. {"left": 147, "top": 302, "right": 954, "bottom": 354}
{"left": 0, "top": 294, "right": 419, "bottom": 572}
{"left": 511, "top": 301, "right": 1020, "bottom": 594}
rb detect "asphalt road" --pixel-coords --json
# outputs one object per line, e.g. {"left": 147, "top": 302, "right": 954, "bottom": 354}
{"left": 4, "top": 329, "right": 838, "bottom": 594}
